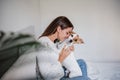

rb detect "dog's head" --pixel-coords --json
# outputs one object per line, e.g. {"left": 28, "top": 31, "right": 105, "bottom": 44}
{"left": 55, "top": 32, "right": 84, "bottom": 49}
{"left": 67, "top": 32, "right": 84, "bottom": 45}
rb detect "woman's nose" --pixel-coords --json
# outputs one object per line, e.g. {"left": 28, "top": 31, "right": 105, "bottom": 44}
{"left": 66, "top": 35, "right": 70, "bottom": 38}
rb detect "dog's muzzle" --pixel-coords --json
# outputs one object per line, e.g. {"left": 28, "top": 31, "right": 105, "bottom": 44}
{"left": 69, "top": 39, "right": 73, "bottom": 43}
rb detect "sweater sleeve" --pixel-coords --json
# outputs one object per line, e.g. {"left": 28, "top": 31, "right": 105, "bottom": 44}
{"left": 37, "top": 49, "right": 64, "bottom": 80}
{"left": 37, "top": 37, "right": 64, "bottom": 80}
{"left": 39, "top": 61, "right": 64, "bottom": 80}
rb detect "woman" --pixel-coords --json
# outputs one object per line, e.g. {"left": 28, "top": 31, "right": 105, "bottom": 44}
{"left": 38, "top": 16, "right": 90, "bottom": 80}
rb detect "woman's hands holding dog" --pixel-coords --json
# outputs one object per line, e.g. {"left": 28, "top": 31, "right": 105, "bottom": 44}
{"left": 58, "top": 45, "right": 74, "bottom": 63}
{"left": 69, "top": 45, "right": 74, "bottom": 51}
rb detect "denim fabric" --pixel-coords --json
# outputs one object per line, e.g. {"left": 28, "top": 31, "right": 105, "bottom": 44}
{"left": 60, "top": 59, "right": 91, "bottom": 80}
{"left": 61, "top": 76, "right": 90, "bottom": 80}
{"left": 77, "top": 59, "right": 88, "bottom": 77}
{"left": 69, "top": 76, "right": 90, "bottom": 80}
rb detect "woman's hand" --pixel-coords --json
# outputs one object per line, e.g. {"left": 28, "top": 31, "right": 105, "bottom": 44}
{"left": 69, "top": 45, "right": 74, "bottom": 51}
{"left": 58, "top": 45, "right": 74, "bottom": 63}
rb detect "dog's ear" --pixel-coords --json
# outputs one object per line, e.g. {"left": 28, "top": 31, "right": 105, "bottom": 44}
{"left": 80, "top": 38, "right": 84, "bottom": 44}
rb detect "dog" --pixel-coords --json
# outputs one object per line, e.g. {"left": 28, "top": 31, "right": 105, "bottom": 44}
{"left": 55, "top": 32, "right": 84, "bottom": 78}
{"left": 55, "top": 31, "right": 84, "bottom": 49}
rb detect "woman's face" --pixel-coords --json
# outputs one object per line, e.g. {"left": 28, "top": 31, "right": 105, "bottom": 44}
{"left": 57, "top": 27, "right": 73, "bottom": 41}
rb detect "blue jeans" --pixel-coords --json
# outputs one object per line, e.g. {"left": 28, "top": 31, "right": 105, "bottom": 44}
{"left": 77, "top": 59, "right": 88, "bottom": 77}
{"left": 60, "top": 59, "right": 91, "bottom": 80}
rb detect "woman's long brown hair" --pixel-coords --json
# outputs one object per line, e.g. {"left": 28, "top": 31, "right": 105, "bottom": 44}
{"left": 39, "top": 16, "right": 74, "bottom": 38}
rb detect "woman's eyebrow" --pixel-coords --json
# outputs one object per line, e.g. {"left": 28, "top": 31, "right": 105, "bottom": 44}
{"left": 69, "top": 31, "right": 72, "bottom": 34}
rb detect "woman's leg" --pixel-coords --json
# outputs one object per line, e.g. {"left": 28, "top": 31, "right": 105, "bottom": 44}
{"left": 69, "top": 76, "right": 90, "bottom": 80}
{"left": 61, "top": 76, "right": 90, "bottom": 80}
{"left": 61, "top": 59, "right": 91, "bottom": 80}
{"left": 70, "top": 59, "right": 91, "bottom": 80}
{"left": 77, "top": 59, "right": 88, "bottom": 77}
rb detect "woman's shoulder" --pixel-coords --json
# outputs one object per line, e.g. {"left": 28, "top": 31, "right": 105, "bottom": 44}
{"left": 38, "top": 36, "right": 51, "bottom": 46}
{"left": 39, "top": 36, "right": 48, "bottom": 40}
{"left": 38, "top": 36, "right": 49, "bottom": 42}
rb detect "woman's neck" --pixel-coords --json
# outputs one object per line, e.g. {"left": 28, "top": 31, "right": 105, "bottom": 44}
{"left": 48, "top": 33, "right": 57, "bottom": 42}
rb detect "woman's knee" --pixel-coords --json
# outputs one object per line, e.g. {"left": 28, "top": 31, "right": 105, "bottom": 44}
{"left": 77, "top": 59, "right": 87, "bottom": 66}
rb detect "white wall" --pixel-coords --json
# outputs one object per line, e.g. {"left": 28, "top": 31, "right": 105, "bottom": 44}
{"left": 0, "top": 0, "right": 40, "bottom": 37}
{"left": 38, "top": 0, "right": 120, "bottom": 61}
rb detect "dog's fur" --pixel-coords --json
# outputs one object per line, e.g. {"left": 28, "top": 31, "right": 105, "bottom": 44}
{"left": 55, "top": 32, "right": 84, "bottom": 49}
{"left": 55, "top": 32, "right": 84, "bottom": 78}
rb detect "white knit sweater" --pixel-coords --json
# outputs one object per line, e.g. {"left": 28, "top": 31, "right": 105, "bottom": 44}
{"left": 38, "top": 36, "right": 64, "bottom": 80}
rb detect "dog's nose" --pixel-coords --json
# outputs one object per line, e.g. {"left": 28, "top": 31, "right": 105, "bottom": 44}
{"left": 69, "top": 39, "right": 73, "bottom": 43}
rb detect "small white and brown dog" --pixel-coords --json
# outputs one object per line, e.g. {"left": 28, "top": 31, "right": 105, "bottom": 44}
{"left": 55, "top": 32, "right": 84, "bottom": 78}
{"left": 55, "top": 32, "right": 84, "bottom": 49}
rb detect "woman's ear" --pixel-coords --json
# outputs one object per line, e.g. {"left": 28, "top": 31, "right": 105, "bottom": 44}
{"left": 57, "top": 26, "right": 62, "bottom": 32}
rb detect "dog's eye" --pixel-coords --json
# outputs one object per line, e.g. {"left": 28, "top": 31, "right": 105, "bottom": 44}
{"left": 71, "top": 34, "right": 73, "bottom": 37}
{"left": 74, "top": 39, "right": 77, "bottom": 42}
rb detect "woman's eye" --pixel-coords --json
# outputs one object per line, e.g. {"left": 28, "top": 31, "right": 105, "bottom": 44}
{"left": 66, "top": 32, "right": 69, "bottom": 35}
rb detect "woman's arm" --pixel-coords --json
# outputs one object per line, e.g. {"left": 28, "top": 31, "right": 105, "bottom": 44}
{"left": 58, "top": 45, "right": 74, "bottom": 63}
